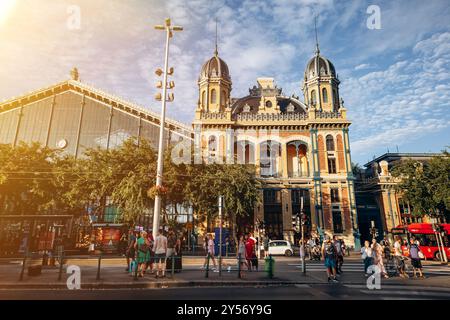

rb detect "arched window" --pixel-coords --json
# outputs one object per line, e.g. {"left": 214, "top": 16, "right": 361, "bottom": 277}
{"left": 311, "top": 90, "right": 317, "bottom": 106}
{"left": 326, "top": 135, "right": 335, "bottom": 151}
{"left": 211, "top": 89, "right": 217, "bottom": 104}
{"left": 202, "top": 90, "right": 206, "bottom": 107}
{"left": 221, "top": 90, "right": 226, "bottom": 106}
{"left": 208, "top": 136, "right": 217, "bottom": 152}
{"left": 265, "top": 100, "right": 272, "bottom": 108}
{"left": 322, "top": 88, "right": 328, "bottom": 103}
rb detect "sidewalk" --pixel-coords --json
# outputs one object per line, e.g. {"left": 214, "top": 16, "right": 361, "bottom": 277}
{"left": 0, "top": 256, "right": 449, "bottom": 290}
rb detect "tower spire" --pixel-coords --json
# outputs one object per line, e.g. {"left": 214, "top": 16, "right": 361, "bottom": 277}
{"left": 214, "top": 18, "right": 218, "bottom": 56}
{"left": 314, "top": 15, "right": 320, "bottom": 55}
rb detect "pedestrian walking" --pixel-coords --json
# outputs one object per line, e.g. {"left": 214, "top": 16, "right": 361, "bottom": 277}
{"left": 202, "top": 235, "right": 208, "bottom": 269}
{"left": 237, "top": 235, "right": 248, "bottom": 278}
{"left": 394, "top": 236, "right": 409, "bottom": 278}
{"left": 167, "top": 229, "right": 177, "bottom": 258}
{"left": 408, "top": 237, "right": 425, "bottom": 278}
{"left": 307, "top": 237, "right": 315, "bottom": 260}
{"left": 145, "top": 230, "right": 155, "bottom": 274}
{"left": 125, "top": 229, "right": 136, "bottom": 272}
{"left": 203, "top": 234, "right": 218, "bottom": 271}
{"left": 263, "top": 236, "right": 270, "bottom": 258}
{"left": 322, "top": 235, "right": 338, "bottom": 283}
{"left": 153, "top": 229, "right": 168, "bottom": 278}
{"left": 135, "top": 231, "right": 150, "bottom": 277}
{"left": 333, "top": 236, "right": 344, "bottom": 274}
{"left": 372, "top": 238, "right": 388, "bottom": 278}
{"left": 245, "top": 234, "right": 256, "bottom": 271}
{"left": 361, "top": 240, "right": 373, "bottom": 276}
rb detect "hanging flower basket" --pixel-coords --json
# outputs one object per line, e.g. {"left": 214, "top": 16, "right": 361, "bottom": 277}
{"left": 147, "top": 185, "right": 169, "bottom": 199}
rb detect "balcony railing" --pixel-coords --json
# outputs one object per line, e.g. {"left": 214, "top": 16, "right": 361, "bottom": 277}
{"left": 201, "top": 112, "right": 227, "bottom": 120}
{"left": 315, "top": 111, "right": 341, "bottom": 119}
{"left": 235, "top": 112, "right": 308, "bottom": 122}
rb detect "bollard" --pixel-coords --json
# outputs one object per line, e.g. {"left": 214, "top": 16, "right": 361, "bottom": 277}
{"left": 96, "top": 252, "right": 102, "bottom": 281}
{"left": 19, "top": 250, "right": 28, "bottom": 281}
{"left": 171, "top": 252, "right": 175, "bottom": 278}
{"left": 238, "top": 253, "right": 241, "bottom": 279}
{"left": 205, "top": 253, "right": 210, "bottom": 278}
{"left": 265, "top": 254, "right": 274, "bottom": 279}
{"left": 58, "top": 250, "right": 65, "bottom": 281}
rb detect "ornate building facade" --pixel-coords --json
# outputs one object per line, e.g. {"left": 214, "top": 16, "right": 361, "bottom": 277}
{"left": 193, "top": 45, "right": 360, "bottom": 247}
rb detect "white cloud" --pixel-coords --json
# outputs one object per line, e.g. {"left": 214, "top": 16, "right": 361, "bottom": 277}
{"left": 354, "top": 63, "right": 373, "bottom": 71}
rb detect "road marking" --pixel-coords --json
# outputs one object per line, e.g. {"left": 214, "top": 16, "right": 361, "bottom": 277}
{"left": 294, "top": 284, "right": 311, "bottom": 288}
{"left": 360, "top": 289, "right": 450, "bottom": 298}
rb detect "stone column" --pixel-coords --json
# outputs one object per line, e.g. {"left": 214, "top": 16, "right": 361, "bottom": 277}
{"left": 281, "top": 143, "right": 288, "bottom": 178}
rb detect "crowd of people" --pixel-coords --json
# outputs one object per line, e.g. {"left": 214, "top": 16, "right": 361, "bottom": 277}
{"left": 201, "top": 232, "right": 258, "bottom": 278}
{"left": 123, "top": 228, "right": 182, "bottom": 278}
{"left": 361, "top": 235, "right": 425, "bottom": 279}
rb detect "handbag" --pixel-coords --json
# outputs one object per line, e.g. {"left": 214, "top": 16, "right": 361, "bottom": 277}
{"left": 418, "top": 251, "right": 425, "bottom": 259}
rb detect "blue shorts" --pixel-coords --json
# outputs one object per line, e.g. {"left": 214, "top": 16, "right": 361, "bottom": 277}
{"left": 324, "top": 256, "right": 336, "bottom": 269}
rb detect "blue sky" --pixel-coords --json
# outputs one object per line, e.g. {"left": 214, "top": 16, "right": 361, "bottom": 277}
{"left": 0, "top": 0, "right": 449, "bottom": 165}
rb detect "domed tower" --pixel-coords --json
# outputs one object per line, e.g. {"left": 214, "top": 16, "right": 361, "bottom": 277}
{"left": 302, "top": 39, "right": 340, "bottom": 112}
{"left": 197, "top": 41, "right": 232, "bottom": 113}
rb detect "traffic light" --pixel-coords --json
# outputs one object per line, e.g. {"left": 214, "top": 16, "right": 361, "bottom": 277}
{"left": 292, "top": 214, "right": 300, "bottom": 232}
{"left": 301, "top": 212, "right": 308, "bottom": 226}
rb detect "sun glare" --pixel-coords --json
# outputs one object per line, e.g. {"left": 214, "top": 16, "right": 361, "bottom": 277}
{"left": 0, "top": 0, "right": 16, "bottom": 25}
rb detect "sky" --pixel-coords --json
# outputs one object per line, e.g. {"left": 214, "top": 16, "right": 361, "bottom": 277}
{"left": 0, "top": 0, "right": 449, "bottom": 165}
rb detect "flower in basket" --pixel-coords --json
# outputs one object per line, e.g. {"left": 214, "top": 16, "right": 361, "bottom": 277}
{"left": 147, "top": 185, "right": 169, "bottom": 199}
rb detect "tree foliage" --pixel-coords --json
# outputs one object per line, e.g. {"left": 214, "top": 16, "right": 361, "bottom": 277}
{"left": 1, "top": 139, "right": 261, "bottom": 232}
{"left": 391, "top": 150, "right": 450, "bottom": 219}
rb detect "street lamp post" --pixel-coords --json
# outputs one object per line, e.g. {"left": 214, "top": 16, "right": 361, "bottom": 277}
{"left": 218, "top": 196, "right": 224, "bottom": 276}
{"left": 152, "top": 18, "right": 183, "bottom": 237}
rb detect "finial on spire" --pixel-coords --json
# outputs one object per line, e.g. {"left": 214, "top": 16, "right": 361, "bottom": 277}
{"left": 314, "top": 15, "right": 320, "bottom": 55}
{"left": 214, "top": 18, "right": 218, "bottom": 56}
{"left": 70, "top": 67, "right": 79, "bottom": 81}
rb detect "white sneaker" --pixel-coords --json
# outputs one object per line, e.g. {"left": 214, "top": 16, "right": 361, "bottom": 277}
{"left": 227, "top": 266, "right": 231, "bottom": 272}
{"left": 213, "top": 269, "right": 219, "bottom": 273}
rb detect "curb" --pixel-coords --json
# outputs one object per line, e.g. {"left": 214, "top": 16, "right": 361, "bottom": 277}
{"left": 2, "top": 280, "right": 450, "bottom": 291}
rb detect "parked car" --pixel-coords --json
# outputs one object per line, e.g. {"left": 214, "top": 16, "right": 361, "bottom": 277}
{"left": 268, "top": 240, "right": 293, "bottom": 256}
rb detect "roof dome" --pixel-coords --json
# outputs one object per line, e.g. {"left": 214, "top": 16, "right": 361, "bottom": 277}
{"left": 304, "top": 54, "right": 336, "bottom": 80}
{"left": 199, "top": 54, "right": 231, "bottom": 82}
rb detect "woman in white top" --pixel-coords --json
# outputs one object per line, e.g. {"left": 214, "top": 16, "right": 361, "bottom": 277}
{"left": 372, "top": 238, "right": 388, "bottom": 278}
{"left": 361, "top": 240, "right": 373, "bottom": 276}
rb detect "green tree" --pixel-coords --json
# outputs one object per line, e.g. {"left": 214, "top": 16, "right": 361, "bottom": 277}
{"left": 391, "top": 151, "right": 450, "bottom": 221}
{"left": 0, "top": 142, "right": 61, "bottom": 214}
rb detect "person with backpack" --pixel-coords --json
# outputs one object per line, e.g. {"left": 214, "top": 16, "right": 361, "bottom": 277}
{"left": 322, "top": 235, "right": 338, "bottom": 283}
{"left": 408, "top": 237, "right": 425, "bottom": 278}
{"left": 333, "top": 235, "right": 344, "bottom": 274}
{"left": 135, "top": 231, "right": 150, "bottom": 277}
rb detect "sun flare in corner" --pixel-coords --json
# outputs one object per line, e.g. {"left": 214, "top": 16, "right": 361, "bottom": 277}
{"left": 0, "top": 0, "right": 16, "bottom": 26}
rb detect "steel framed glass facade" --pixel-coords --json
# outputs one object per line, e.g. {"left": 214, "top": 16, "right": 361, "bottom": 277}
{"left": 0, "top": 89, "right": 192, "bottom": 158}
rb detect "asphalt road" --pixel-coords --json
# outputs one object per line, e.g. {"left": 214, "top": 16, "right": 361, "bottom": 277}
{"left": 1, "top": 284, "right": 450, "bottom": 300}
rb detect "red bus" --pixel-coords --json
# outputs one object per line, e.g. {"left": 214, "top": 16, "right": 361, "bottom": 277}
{"left": 391, "top": 223, "right": 450, "bottom": 260}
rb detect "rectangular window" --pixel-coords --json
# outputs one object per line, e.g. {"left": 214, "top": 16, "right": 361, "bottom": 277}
{"left": 332, "top": 210, "right": 343, "bottom": 234}
{"left": 328, "top": 158, "right": 337, "bottom": 174}
{"left": 264, "top": 189, "right": 283, "bottom": 239}
{"left": 330, "top": 189, "right": 340, "bottom": 203}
